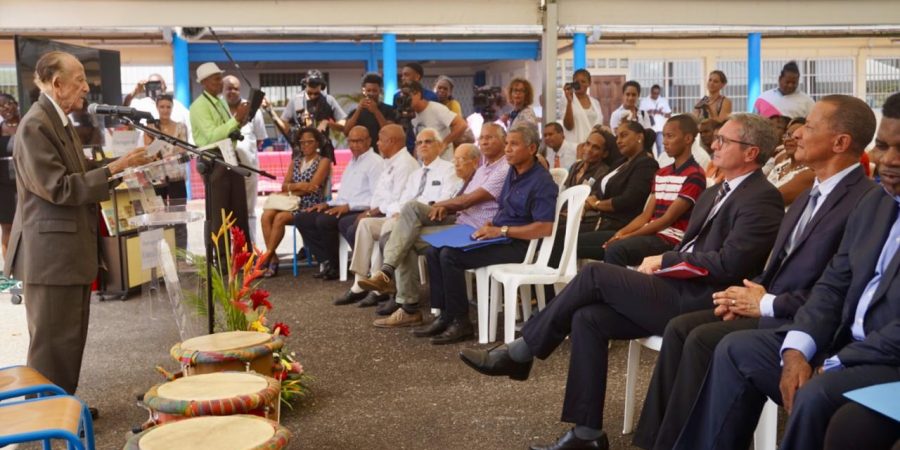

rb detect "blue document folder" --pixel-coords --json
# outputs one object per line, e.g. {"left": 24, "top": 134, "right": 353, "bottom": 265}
{"left": 422, "top": 224, "right": 511, "bottom": 251}
{"left": 844, "top": 382, "right": 900, "bottom": 422}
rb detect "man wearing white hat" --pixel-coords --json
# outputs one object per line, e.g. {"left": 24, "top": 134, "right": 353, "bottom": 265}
{"left": 189, "top": 62, "right": 253, "bottom": 245}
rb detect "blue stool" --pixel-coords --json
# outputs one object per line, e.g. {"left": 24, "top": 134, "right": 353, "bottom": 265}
{"left": 0, "top": 395, "right": 95, "bottom": 450}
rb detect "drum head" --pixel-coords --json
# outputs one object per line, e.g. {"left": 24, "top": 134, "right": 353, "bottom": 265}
{"left": 157, "top": 372, "right": 270, "bottom": 401}
{"left": 132, "top": 415, "right": 288, "bottom": 450}
{"left": 180, "top": 331, "right": 272, "bottom": 352}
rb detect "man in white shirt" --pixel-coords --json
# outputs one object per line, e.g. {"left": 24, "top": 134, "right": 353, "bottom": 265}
{"left": 541, "top": 122, "right": 578, "bottom": 170}
{"left": 336, "top": 127, "right": 459, "bottom": 306}
{"left": 125, "top": 73, "right": 192, "bottom": 143}
{"left": 640, "top": 84, "right": 672, "bottom": 159}
{"left": 408, "top": 81, "right": 468, "bottom": 161}
{"left": 224, "top": 75, "right": 268, "bottom": 243}
{"left": 294, "top": 126, "right": 382, "bottom": 279}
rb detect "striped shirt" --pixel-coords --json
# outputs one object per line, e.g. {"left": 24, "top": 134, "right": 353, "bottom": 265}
{"left": 456, "top": 157, "right": 510, "bottom": 228}
{"left": 652, "top": 157, "right": 706, "bottom": 244}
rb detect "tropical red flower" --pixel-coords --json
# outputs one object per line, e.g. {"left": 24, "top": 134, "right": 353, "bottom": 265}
{"left": 231, "top": 299, "right": 250, "bottom": 314}
{"left": 273, "top": 369, "right": 287, "bottom": 381}
{"left": 273, "top": 322, "right": 291, "bottom": 337}
{"left": 230, "top": 226, "right": 247, "bottom": 254}
{"left": 250, "top": 289, "right": 272, "bottom": 310}
{"left": 232, "top": 251, "right": 251, "bottom": 274}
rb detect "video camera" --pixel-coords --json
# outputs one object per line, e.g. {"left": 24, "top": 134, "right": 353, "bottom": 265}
{"left": 473, "top": 86, "right": 503, "bottom": 122}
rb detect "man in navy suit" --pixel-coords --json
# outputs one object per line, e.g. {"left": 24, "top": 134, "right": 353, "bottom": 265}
{"left": 633, "top": 95, "right": 877, "bottom": 450}
{"left": 460, "top": 113, "right": 785, "bottom": 450}
{"left": 674, "top": 91, "right": 900, "bottom": 450}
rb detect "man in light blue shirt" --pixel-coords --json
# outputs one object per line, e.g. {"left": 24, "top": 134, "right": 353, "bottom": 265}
{"left": 675, "top": 92, "right": 900, "bottom": 450}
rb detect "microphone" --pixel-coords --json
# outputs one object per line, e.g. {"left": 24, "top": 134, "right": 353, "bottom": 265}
{"left": 87, "top": 104, "right": 155, "bottom": 122}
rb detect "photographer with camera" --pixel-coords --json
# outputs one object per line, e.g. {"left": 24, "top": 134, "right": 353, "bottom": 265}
{"left": 344, "top": 73, "right": 397, "bottom": 154}
{"left": 693, "top": 70, "right": 732, "bottom": 123}
{"left": 393, "top": 63, "right": 439, "bottom": 151}
{"left": 125, "top": 73, "right": 192, "bottom": 142}
{"left": 563, "top": 69, "right": 603, "bottom": 145}
{"left": 407, "top": 81, "right": 468, "bottom": 161}
{"left": 274, "top": 70, "right": 346, "bottom": 139}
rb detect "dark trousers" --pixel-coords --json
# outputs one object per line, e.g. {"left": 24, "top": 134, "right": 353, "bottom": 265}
{"left": 633, "top": 310, "right": 758, "bottom": 450}
{"left": 155, "top": 179, "right": 188, "bottom": 249}
{"left": 605, "top": 235, "right": 674, "bottom": 267}
{"left": 674, "top": 329, "right": 900, "bottom": 450}
{"left": 293, "top": 210, "right": 362, "bottom": 266}
{"left": 824, "top": 402, "right": 900, "bottom": 450}
{"left": 425, "top": 239, "right": 529, "bottom": 320}
{"left": 575, "top": 230, "right": 616, "bottom": 262}
{"left": 24, "top": 283, "right": 91, "bottom": 394}
{"left": 207, "top": 166, "right": 251, "bottom": 248}
{"left": 520, "top": 262, "right": 709, "bottom": 430}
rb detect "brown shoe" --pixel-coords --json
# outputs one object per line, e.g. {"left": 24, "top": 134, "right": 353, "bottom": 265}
{"left": 358, "top": 270, "right": 397, "bottom": 295}
{"left": 373, "top": 308, "right": 423, "bottom": 328}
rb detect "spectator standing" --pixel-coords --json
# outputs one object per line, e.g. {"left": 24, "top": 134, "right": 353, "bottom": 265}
{"left": 694, "top": 70, "right": 732, "bottom": 122}
{"left": 562, "top": 69, "right": 603, "bottom": 144}
{"left": 125, "top": 73, "right": 192, "bottom": 142}
{"left": 433, "top": 75, "right": 463, "bottom": 117}
{"left": 0, "top": 94, "right": 19, "bottom": 258}
{"left": 408, "top": 81, "right": 468, "bottom": 160}
{"left": 610, "top": 80, "right": 653, "bottom": 132}
{"left": 274, "top": 69, "right": 346, "bottom": 139}
{"left": 754, "top": 61, "right": 815, "bottom": 119}
{"left": 640, "top": 84, "right": 672, "bottom": 158}
{"left": 506, "top": 77, "right": 539, "bottom": 131}
{"left": 344, "top": 73, "right": 397, "bottom": 154}
{"left": 143, "top": 94, "right": 189, "bottom": 249}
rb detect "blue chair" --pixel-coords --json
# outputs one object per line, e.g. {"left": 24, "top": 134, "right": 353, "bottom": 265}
{"left": 0, "top": 365, "right": 67, "bottom": 400}
{"left": 0, "top": 395, "right": 95, "bottom": 450}
{"left": 291, "top": 224, "right": 315, "bottom": 277}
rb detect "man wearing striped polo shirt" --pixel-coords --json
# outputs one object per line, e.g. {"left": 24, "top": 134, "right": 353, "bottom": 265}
{"left": 602, "top": 114, "right": 707, "bottom": 267}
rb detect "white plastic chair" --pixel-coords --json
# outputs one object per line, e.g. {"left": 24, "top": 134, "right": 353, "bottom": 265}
{"left": 621, "top": 336, "right": 779, "bottom": 450}
{"left": 487, "top": 185, "right": 591, "bottom": 343}
{"left": 338, "top": 235, "right": 350, "bottom": 281}
{"left": 549, "top": 168, "right": 569, "bottom": 190}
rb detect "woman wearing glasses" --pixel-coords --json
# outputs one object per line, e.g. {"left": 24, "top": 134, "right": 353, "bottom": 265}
{"left": 259, "top": 127, "right": 331, "bottom": 277}
{"left": 506, "top": 78, "right": 538, "bottom": 130}
{"left": 766, "top": 118, "right": 814, "bottom": 206}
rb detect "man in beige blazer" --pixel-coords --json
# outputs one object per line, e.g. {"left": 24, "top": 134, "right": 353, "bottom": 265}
{"left": 4, "top": 51, "right": 147, "bottom": 396}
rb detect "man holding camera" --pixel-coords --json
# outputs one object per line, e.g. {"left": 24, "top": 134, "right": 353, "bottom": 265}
{"left": 189, "top": 62, "right": 253, "bottom": 246}
{"left": 274, "top": 70, "right": 346, "bottom": 138}
{"left": 125, "top": 73, "right": 192, "bottom": 141}
{"left": 407, "top": 81, "right": 468, "bottom": 161}
{"left": 344, "top": 73, "right": 397, "bottom": 154}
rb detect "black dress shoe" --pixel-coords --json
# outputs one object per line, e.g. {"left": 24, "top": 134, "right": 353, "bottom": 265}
{"left": 333, "top": 289, "right": 368, "bottom": 305}
{"left": 319, "top": 261, "right": 339, "bottom": 281}
{"left": 412, "top": 317, "right": 450, "bottom": 337}
{"left": 431, "top": 318, "right": 474, "bottom": 345}
{"left": 459, "top": 344, "right": 533, "bottom": 381}
{"left": 529, "top": 429, "right": 609, "bottom": 450}
{"left": 375, "top": 297, "right": 400, "bottom": 316}
{"left": 312, "top": 261, "right": 332, "bottom": 279}
{"left": 357, "top": 291, "right": 389, "bottom": 308}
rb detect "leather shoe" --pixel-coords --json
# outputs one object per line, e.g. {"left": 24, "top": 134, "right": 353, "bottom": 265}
{"left": 333, "top": 289, "right": 368, "bottom": 305}
{"left": 312, "top": 261, "right": 332, "bottom": 279}
{"left": 430, "top": 317, "right": 474, "bottom": 345}
{"left": 412, "top": 317, "right": 450, "bottom": 337}
{"left": 459, "top": 344, "right": 533, "bottom": 381}
{"left": 529, "top": 429, "right": 609, "bottom": 450}
{"left": 375, "top": 297, "right": 400, "bottom": 316}
{"left": 357, "top": 291, "right": 389, "bottom": 308}
{"left": 358, "top": 270, "right": 397, "bottom": 294}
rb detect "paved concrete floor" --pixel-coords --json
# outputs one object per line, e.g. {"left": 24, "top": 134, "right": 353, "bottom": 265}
{"left": 1, "top": 199, "right": 661, "bottom": 450}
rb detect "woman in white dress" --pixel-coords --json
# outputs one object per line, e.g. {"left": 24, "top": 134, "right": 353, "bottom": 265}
{"left": 609, "top": 80, "right": 653, "bottom": 132}
{"left": 562, "top": 69, "right": 603, "bottom": 144}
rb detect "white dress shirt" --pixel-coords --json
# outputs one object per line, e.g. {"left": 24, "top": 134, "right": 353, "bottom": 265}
{"left": 369, "top": 148, "right": 419, "bottom": 213}
{"left": 547, "top": 140, "right": 578, "bottom": 170}
{"left": 328, "top": 148, "right": 383, "bottom": 210}
{"left": 393, "top": 157, "right": 461, "bottom": 216}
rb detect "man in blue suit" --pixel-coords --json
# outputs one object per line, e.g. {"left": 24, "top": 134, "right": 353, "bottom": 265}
{"left": 674, "top": 91, "right": 900, "bottom": 450}
{"left": 633, "top": 95, "right": 877, "bottom": 450}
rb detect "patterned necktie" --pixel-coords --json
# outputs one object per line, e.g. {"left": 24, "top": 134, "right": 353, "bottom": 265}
{"left": 415, "top": 168, "right": 430, "bottom": 198}
{"left": 681, "top": 181, "right": 730, "bottom": 252}
{"left": 785, "top": 187, "right": 821, "bottom": 255}
{"left": 554, "top": 154, "right": 561, "bottom": 168}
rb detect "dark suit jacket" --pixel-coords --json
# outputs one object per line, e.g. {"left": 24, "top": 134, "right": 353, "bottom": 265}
{"left": 758, "top": 166, "right": 876, "bottom": 328}
{"left": 4, "top": 94, "right": 110, "bottom": 285}
{"left": 596, "top": 152, "right": 658, "bottom": 231}
{"left": 661, "top": 169, "right": 784, "bottom": 308}
{"left": 782, "top": 187, "right": 900, "bottom": 367}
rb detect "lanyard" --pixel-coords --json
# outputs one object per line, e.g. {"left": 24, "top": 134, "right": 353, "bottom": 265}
{"left": 202, "top": 92, "right": 230, "bottom": 124}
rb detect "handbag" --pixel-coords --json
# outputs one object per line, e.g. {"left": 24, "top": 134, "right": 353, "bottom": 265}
{"left": 263, "top": 193, "right": 299, "bottom": 212}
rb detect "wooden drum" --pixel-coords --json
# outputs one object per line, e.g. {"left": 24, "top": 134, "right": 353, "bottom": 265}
{"left": 142, "top": 372, "right": 281, "bottom": 426}
{"left": 170, "top": 331, "right": 284, "bottom": 377}
{"left": 124, "top": 415, "right": 291, "bottom": 450}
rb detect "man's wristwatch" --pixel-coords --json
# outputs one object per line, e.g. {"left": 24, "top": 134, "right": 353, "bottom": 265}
{"left": 500, "top": 226, "right": 509, "bottom": 238}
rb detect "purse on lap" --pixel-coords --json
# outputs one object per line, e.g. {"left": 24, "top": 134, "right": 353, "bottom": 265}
{"left": 263, "top": 192, "right": 299, "bottom": 212}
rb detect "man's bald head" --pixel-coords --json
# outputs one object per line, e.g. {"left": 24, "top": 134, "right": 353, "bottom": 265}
{"left": 347, "top": 125, "right": 371, "bottom": 156}
{"left": 378, "top": 124, "right": 406, "bottom": 157}
{"left": 223, "top": 75, "right": 242, "bottom": 107}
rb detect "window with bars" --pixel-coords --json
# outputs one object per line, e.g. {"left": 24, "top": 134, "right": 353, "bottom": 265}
{"left": 120, "top": 65, "right": 174, "bottom": 99}
{"left": 629, "top": 59, "right": 704, "bottom": 114}
{"left": 714, "top": 58, "right": 855, "bottom": 113}
{"left": 259, "top": 72, "right": 309, "bottom": 108}
{"left": 866, "top": 58, "right": 900, "bottom": 109}
{"left": 0, "top": 66, "right": 19, "bottom": 100}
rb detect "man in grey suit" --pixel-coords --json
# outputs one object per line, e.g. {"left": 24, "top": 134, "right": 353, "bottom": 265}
{"left": 4, "top": 51, "right": 148, "bottom": 396}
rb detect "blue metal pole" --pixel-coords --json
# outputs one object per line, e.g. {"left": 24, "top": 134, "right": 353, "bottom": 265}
{"left": 573, "top": 33, "right": 587, "bottom": 71}
{"left": 172, "top": 34, "right": 193, "bottom": 199}
{"left": 366, "top": 42, "right": 378, "bottom": 73}
{"left": 383, "top": 33, "right": 397, "bottom": 106}
{"left": 747, "top": 32, "right": 762, "bottom": 113}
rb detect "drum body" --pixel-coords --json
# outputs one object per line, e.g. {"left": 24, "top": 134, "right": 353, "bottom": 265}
{"left": 171, "top": 331, "right": 284, "bottom": 377}
{"left": 124, "top": 415, "right": 291, "bottom": 450}
{"left": 143, "top": 372, "right": 281, "bottom": 426}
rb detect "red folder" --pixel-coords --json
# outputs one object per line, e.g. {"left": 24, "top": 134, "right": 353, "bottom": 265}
{"left": 653, "top": 261, "right": 709, "bottom": 279}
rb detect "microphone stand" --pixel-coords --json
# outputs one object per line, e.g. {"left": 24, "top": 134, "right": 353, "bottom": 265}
{"left": 123, "top": 116, "right": 275, "bottom": 334}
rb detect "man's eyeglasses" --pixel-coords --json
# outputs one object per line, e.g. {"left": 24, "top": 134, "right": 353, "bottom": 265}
{"left": 416, "top": 138, "right": 437, "bottom": 146}
{"left": 714, "top": 134, "right": 755, "bottom": 147}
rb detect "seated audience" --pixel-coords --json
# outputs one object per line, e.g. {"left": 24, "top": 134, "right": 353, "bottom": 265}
{"left": 768, "top": 118, "right": 815, "bottom": 206}
{"left": 610, "top": 80, "right": 652, "bottom": 131}
{"left": 359, "top": 123, "right": 510, "bottom": 320}
{"left": 602, "top": 114, "right": 707, "bottom": 268}
{"left": 634, "top": 95, "right": 877, "bottom": 450}
{"left": 694, "top": 70, "right": 732, "bottom": 122}
{"left": 562, "top": 69, "right": 603, "bottom": 144}
{"left": 260, "top": 127, "right": 331, "bottom": 277}
{"left": 344, "top": 73, "right": 398, "bottom": 154}
{"left": 576, "top": 121, "right": 659, "bottom": 261}
{"left": 460, "top": 113, "right": 784, "bottom": 450}
{"left": 541, "top": 122, "right": 578, "bottom": 170}
{"left": 699, "top": 118, "right": 725, "bottom": 185}
{"left": 294, "top": 126, "right": 383, "bottom": 280}
{"left": 506, "top": 77, "right": 539, "bottom": 131}
{"left": 673, "top": 92, "right": 898, "bottom": 450}
{"left": 824, "top": 401, "right": 900, "bottom": 450}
